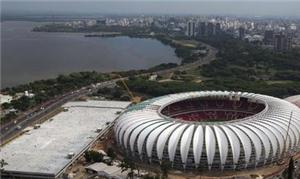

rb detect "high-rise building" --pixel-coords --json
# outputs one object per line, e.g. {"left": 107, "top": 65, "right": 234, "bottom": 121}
{"left": 215, "top": 23, "right": 222, "bottom": 35}
{"left": 250, "top": 22, "right": 255, "bottom": 30}
{"left": 207, "top": 22, "right": 215, "bottom": 36}
{"left": 186, "top": 21, "right": 196, "bottom": 37}
{"left": 238, "top": 27, "right": 245, "bottom": 39}
{"left": 264, "top": 30, "right": 274, "bottom": 45}
{"left": 96, "top": 19, "right": 106, "bottom": 25}
{"left": 274, "top": 32, "right": 292, "bottom": 52}
{"left": 198, "top": 22, "right": 206, "bottom": 36}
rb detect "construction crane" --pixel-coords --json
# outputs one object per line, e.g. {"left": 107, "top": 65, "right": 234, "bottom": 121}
{"left": 116, "top": 74, "right": 141, "bottom": 104}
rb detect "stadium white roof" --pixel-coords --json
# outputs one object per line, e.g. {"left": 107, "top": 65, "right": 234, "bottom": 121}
{"left": 115, "top": 91, "right": 300, "bottom": 171}
{"left": 285, "top": 95, "right": 300, "bottom": 108}
{"left": 1, "top": 100, "right": 130, "bottom": 178}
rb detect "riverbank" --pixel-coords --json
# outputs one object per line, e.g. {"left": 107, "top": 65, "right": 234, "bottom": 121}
{"left": 1, "top": 22, "right": 216, "bottom": 123}
{"left": 2, "top": 21, "right": 181, "bottom": 88}
{"left": 33, "top": 23, "right": 210, "bottom": 64}
{"left": 84, "top": 32, "right": 121, "bottom": 37}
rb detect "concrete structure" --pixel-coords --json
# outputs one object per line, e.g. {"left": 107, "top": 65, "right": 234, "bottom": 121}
{"left": 186, "top": 21, "right": 196, "bottom": 37}
{"left": 285, "top": 95, "right": 300, "bottom": 108}
{"left": 215, "top": 22, "right": 222, "bottom": 35}
{"left": 207, "top": 22, "right": 216, "bottom": 36}
{"left": 274, "top": 32, "right": 292, "bottom": 52}
{"left": 85, "top": 162, "right": 127, "bottom": 179}
{"left": 238, "top": 27, "right": 246, "bottom": 39}
{"left": 0, "top": 94, "right": 12, "bottom": 104}
{"left": 198, "top": 22, "right": 206, "bottom": 36}
{"left": 264, "top": 30, "right": 274, "bottom": 45}
{"left": 149, "top": 74, "right": 158, "bottom": 81}
{"left": 1, "top": 100, "right": 131, "bottom": 179}
{"left": 115, "top": 91, "right": 300, "bottom": 172}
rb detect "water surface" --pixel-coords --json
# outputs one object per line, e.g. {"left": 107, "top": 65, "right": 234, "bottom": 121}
{"left": 1, "top": 21, "right": 180, "bottom": 88}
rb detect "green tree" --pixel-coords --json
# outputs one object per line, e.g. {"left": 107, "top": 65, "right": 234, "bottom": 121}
{"left": 11, "top": 96, "right": 31, "bottom": 111}
{"left": 118, "top": 156, "right": 136, "bottom": 179}
{"left": 287, "top": 157, "right": 294, "bottom": 179}
{"left": 84, "top": 151, "right": 92, "bottom": 162}
{"left": 84, "top": 151, "right": 103, "bottom": 163}
{"left": 160, "top": 160, "right": 171, "bottom": 179}
{"left": 107, "top": 147, "right": 116, "bottom": 160}
{"left": 1, "top": 102, "right": 12, "bottom": 110}
{"left": 0, "top": 159, "right": 8, "bottom": 171}
{"left": 112, "top": 88, "right": 123, "bottom": 99}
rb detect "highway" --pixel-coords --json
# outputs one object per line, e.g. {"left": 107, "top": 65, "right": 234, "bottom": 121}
{"left": 0, "top": 80, "right": 117, "bottom": 145}
{"left": 0, "top": 44, "right": 217, "bottom": 145}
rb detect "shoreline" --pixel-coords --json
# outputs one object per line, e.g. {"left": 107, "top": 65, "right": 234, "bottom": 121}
{"left": 2, "top": 21, "right": 184, "bottom": 89}
{"left": 3, "top": 21, "right": 208, "bottom": 89}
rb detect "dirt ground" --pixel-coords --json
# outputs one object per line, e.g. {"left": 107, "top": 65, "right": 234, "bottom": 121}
{"left": 64, "top": 129, "right": 116, "bottom": 179}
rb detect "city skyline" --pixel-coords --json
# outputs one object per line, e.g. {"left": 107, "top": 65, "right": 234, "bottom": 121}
{"left": 1, "top": 1, "right": 300, "bottom": 178}
{"left": 2, "top": 1, "right": 300, "bottom": 17}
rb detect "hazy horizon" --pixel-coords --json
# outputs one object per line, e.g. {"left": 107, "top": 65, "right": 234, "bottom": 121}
{"left": 2, "top": 1, "right": 300, "bottom": 17}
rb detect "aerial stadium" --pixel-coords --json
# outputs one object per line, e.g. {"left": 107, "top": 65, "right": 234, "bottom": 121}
{"left": 114, "top": 91, "right": 300, "bottom": 172}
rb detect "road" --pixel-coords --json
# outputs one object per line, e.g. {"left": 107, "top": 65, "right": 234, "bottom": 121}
{"left": 0, "top": 80, "right": 118, "bottom": 145}
{"left": 162, "top": 45, "right": 217, "bottom": 72}
{"left": 0, "top": 44, "right": 217, "bottom": 145}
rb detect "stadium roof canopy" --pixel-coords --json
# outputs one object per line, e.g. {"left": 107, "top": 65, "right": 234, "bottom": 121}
{"left": 115, "top": 91, "right": 300, "bottom": 171}
{"left": 285, "top": 95, "right": 300, "bottom": 108}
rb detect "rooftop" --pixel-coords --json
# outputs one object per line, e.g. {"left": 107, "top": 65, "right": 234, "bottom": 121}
{"left": 0, "top": 94, "right": 12, "bottom": 104}
{"left": 1, "top": 100, "right": 131, "bottom": 178}
{"left": 285, "top": 95, "right": 300, "bottom": 108}
{"left": 85, "top": 162, "right": 126, "bottom": 177}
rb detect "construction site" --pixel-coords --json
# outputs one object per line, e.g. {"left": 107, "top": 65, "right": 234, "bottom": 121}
{"left": 2, "top": 76, "right": 300, "bottom": 179}
{"left": 1, "top": 100, "right": 131, "bottom": 178}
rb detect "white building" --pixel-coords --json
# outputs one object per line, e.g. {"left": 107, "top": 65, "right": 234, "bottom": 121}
{"left": 186, "top": 21, "right": 196, "bottom": 37}
{"left": 85, "top": 162, "right": 127, "bottom": 179}
{"left": 1, "top": 100, "right": 131, "bottom": 178}
{"left": 115, "top": 91, "right": 300, "bottom": 171}
{"left": 0, "top": 94, "right": 12, "bottom": 104}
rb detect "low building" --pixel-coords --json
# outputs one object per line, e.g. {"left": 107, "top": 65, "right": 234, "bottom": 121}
{"left": 0, "top": 94, "right": 12, "bottom": 104}
{"left": 85, "top": 162, "right": 127, "bottom": 179}
{"left": 149, "top": 74, "right": 158, "bottom": 81}
{"left": 192, "top": 49, "right": 208, "bottom": 56}
{"left": 24, "top": 91, "right": 35, "bottom": 98}
{"left": 1, "top": 100, "right": 131, "bottom": 179}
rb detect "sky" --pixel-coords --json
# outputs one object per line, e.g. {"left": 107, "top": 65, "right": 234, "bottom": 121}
{"left": 2, "top": 0, "right": 300, "bottom": 1}
{"left": 2, "top": 1, "right": 300, "bottom": 17}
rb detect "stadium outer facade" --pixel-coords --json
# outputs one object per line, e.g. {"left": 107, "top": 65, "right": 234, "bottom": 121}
{"left": 114, "top": 91, "right": 300, "bottom": 172}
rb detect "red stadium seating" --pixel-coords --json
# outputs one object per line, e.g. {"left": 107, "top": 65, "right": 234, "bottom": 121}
{"left": 161, "top": 98, "right": 265, "bottom": 122}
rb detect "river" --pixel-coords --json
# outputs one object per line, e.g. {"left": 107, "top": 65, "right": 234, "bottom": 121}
{"left": 1, "top": 21, "right": 180, "bottom": 88}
